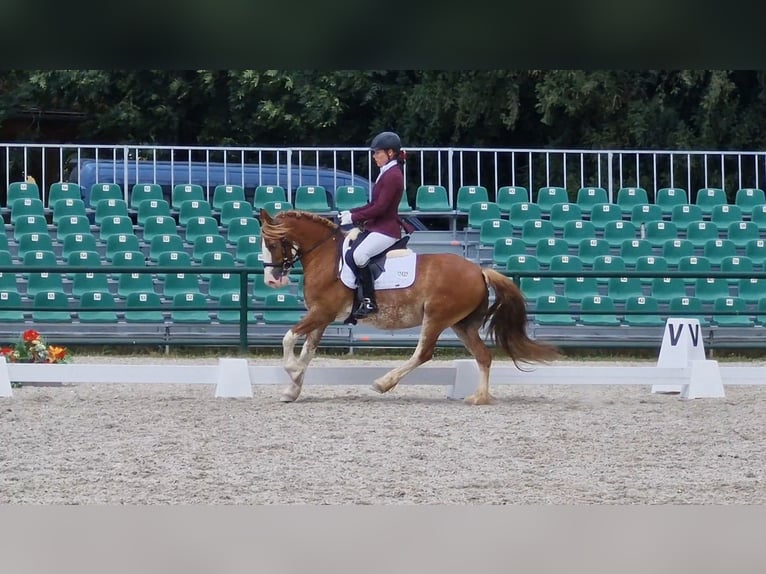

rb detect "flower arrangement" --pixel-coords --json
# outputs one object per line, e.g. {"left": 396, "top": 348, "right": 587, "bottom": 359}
{"left": 0, "top": 329, "right": 71, "bottom": 364}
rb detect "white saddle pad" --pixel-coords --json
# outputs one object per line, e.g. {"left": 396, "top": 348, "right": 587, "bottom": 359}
{"left": 339, "top": 233, "right": 417, "bottom": 290}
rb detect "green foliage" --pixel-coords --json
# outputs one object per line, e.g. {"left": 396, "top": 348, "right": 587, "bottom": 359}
{"left": 2, "top": 70, "right": 766, "bottom": 151}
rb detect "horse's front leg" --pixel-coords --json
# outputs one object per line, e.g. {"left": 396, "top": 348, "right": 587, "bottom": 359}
{"left": 280, "top": 319, "right": 328, "bottom": 402}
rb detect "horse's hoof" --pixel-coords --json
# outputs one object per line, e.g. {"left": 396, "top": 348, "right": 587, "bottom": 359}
{"left": 280, "top": 389, "right": 299, "bottom": 402}
{"left": 371, "top": 382, "right": 386, "bottom": 394}
{"left": 464, "top": 393, "right": 496, "bottom": 406}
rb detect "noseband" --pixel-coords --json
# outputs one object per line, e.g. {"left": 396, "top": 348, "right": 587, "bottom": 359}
{"left": 263, "top": 229, "right": 338, "bottom": 274}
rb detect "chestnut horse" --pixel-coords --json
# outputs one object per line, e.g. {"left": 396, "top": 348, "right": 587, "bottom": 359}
{"left": 259, "top": 209, "right": 560, "bottom": 405}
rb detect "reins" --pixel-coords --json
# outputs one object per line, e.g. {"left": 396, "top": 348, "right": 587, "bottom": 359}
{"left": 263, "top": 225, "right": 340, "bottom": 274}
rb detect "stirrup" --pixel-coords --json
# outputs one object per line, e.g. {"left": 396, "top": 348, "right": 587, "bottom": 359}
{"left": 353, "top": 298, "right": 378, "bottom": 318}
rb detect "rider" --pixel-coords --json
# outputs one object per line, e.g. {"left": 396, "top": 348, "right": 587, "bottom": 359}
{"left": 339, "top": 130, "right": 408, "bottom": 319}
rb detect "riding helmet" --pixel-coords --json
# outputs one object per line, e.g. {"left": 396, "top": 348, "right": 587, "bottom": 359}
{"left": 370, "top": 131, "right": 402, "bottom": 151}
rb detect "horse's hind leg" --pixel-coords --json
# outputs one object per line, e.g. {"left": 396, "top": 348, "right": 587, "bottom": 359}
{"left": 372, "top": 320, "right": 443, "bottom": 394}
{"left": 452, "top": 322, "right": 495, "bottom": 405}
{"left": 280, "top": 325, "right": 327, "bottom": 403}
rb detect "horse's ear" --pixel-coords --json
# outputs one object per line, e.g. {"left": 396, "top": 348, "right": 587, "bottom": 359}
{"left": 259, "top": 208, "right": 273, "bottom": 224}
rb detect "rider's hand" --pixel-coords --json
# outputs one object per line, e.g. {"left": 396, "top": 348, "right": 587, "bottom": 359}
{"left": 340, "top": 210, "right": 353, "bottom": 226}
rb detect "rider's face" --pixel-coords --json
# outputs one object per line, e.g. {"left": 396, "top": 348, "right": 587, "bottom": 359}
{"left": 372, "top": 148, "right": 390, "bottom": 168}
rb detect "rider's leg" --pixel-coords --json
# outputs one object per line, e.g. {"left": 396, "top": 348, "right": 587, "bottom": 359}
{"left": 351, "top": 232, "right": 397, "bottom": 318}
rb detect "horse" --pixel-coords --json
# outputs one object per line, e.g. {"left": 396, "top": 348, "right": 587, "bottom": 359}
{"left": 258, "top": 209, "right": 560, "bottom": 405}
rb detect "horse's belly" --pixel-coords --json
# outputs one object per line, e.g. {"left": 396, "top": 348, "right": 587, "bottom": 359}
{"left": 361, "top": 304, "right": 423, "bottom": 330}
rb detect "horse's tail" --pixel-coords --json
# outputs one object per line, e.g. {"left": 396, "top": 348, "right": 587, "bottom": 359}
{"left": 481, "top": 268, "right": 562, "bottom": 368}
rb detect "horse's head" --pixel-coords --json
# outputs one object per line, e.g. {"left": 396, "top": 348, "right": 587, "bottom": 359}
{"left": 260, "top": 209, "right": 295, "bottom": 287}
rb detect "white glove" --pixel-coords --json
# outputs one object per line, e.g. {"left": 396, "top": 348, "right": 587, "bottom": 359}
{"left": 340, "top": 210, "right": 353, "bottom": 225}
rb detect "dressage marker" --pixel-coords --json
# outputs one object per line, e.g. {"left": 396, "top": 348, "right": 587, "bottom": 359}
{"left": 1, "top": 318, "right": 762, "bottom": 400}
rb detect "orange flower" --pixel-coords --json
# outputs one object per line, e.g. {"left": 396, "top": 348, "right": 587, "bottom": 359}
{"left": 47, "top": 346, "right": 67, "bottom": 362}
{"left": 22, "top": 329, "right": 40, "bottom": 343}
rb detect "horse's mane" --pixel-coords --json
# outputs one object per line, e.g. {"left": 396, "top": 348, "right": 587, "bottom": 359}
{"left": 261, "top": 210, "right": 339, "bottom": 241}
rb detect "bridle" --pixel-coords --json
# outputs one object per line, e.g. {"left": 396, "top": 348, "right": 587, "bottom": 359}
{"left": 262, "top": 228, "right": 339, "bottom": 274}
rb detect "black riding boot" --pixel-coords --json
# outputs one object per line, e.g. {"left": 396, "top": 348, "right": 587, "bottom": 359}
{"left": 353, "top": 265, "right": 378, "bottom": 318}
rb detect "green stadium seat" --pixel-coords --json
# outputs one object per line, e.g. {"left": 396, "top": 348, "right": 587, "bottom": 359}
{"left": 562, "top": 220, "right": 596, "bottom": 247}
{"left": 398, "top": 191, "right": 413, "bottom": 213}
{"left": 534, "top": 238, "right": 570, "bottom": 267}
{"left": 161, "top": 271, "right": 201, "bottom": 300}
{"left": 184, "top": 216, "right": 221, "bottom": 244}
{"left": 496, "top": 186, "right": 529, "bottom": 213}
{"left": 149, "top": 234, "right": 186, "bottom": 262}
{"left": 0, "top": 291, "right": 25, "bottom": 323}
{"left": 98, "top": 215, "right": 135, "bottom": 241}
{"left": 738, "top": 278, "right": 766, "bottom": 303}
{"left": 677, "top": 255, "right": 712, "bottom": 285}
{"left": 734, "top": 188, "right": 765, "bottom": 215}
{"left": 171, "top": 184, "right": 205, "bottom": 210}
{"left": 56, "top": 215, "right": 93, "bottom": 242}
{"left": 668, "top": 296, "right": 709, "bottom": 327}
{"left": 130, "top": 183, "right": 164, "bottom": 210}
{"left": 479, "top": 219, "right": 512, "bottom": 247}
{"left": 710, "top": 296, "right": 753, "bottom": 327}
{"left": 695, "top": 187, "right": 727, "bottom": 216}
{"left": 710, "top": 204, "right": 743, "bottom": 228}
{"left": 508, "top": 202, "right": 543, "bottom": 233}
{"left": 219, "top": 200, "right": 255, "bottom": 226}
{"left": 212, "top": 184, "right": 247, "bottom": 211}
{"left": 0, "top": 235, "right": 8, "bottom": 254}
{"left": 142, "top": 215, "right": 179, "bottom": 242}
{"left": 48, "top": 182, "right": 82, "bottom": 208}
{"left": 533, "top": 294, "right": 576, "bottom": 326}
{"left": 606, "top": 276, "right": 644, "bottom": 303}
{"left": 88, "top": 183, "right": 123, "bottom": 208}
{"left": 504, "top": 253, "right": 539, "bottom": 276}
{"left": 294, "top": 185, "right": 331, "bottom": 212}
{"left": 655, "top": 187, "right": 687, "bottom": 215}
{"left": 109, "top": 249, "right": 146, "bottom": 282}
{"left": 456, "top": 185, "right": 489, "bottom": 213}
{"left": 215, "top": 292, "right": 252, "bottom": 324}
{"left": 670, "top": 204, "right": 704, "bottom": 232}
{"left": 563, "top": 276, "right": 600, "bottom": 302}
{"left": 753, "top": 298, "right": 766, "bottom": 327}
{"left": 726, "top": 221, "right": 759, "bottom": 248}
{"left": 78, "top": 291, "right": 119, "bottom": 323}
{"left": 64, "top": 249, "right": 101, "bottom": 279}
{"left": 521, "top": 219, "right": 556, "bottom": 247}
{"left": 7, "top": 181, "right": 40, "bottom": 206}
{"left": 21, "top": 249, "right": 57, "bottom": 272}
{"left": 644, "top": 220, "right": 678, "bottom": 247}
{"left": 192, "top": 234, "right": 228, "bottom": 262}
{"left": 630, "top": 204, "right": 663, "bottom": 227}
{"left": 124, "top": 292, "right": 165, "bottom": 324}
{"left": 634, "top": 255, "right": 669, "bottom": 284}
{"left": 334, "top": 185, "right": 368, "bottom": 211}
{"left": 602, "top": 220, "right": 638, "bottom": 244}
{"left": 702, "top": 238, "right": 737, "bottom": 267}
{"left": 156, "top": 250, "right": 192, "bottom": 270}
{"left": 575, "top": 186, "right": 609, "bottom": 213}
{"left": 52, "top": 198, "right": 88, "bottom": 225}
{"left": 693, "top": 277, "right": 731, "bottom": 303}
{"left": 577, "top": 238, "right": 611, "bottom": 267}
{"left": 415, "top": 185, "right": 452, "bottom": 212}
{"left": 591, "top": 255, "right": 626, "bottom": 284}
{"left": 616, "top": 187, "right": 649, "bottom": 216}
{"left": 71, "top": 271, "right": 111, "bottom": 299}
{"left": 10, "top": 197, "right": 45, "bottom": 224}
{"left": 26, "top": 271, "right": 65, "bottom": 298}
{"left": 548, "top": 203, "right": 582, "bottom": 230}
{"left": 235, "top": 235, "right": 263, "bottom": 264}
{"left": 650, "top": 277, "right": 687, "bottom": 303}
{"left": 519, "top": 276, "right": 555, "bottom": 301}
{"left": 178, "top": 200, "right": 213, "bottom": 226}
{"left": 31, "top": 290, "right": 71, "bottom": 323}
{"left": 262, "top": 292, "right": 305, "bottom": 324}
{"left": 94, "top": 198, "right": 129, "bottom": 225}
{"left": 117, "top": 271, "right": 156, "bottom": 298}
{"left": 535, "top": 186, "right": 569, "bottom": 213}
{"left": 578, "top": 294, "right": 621, "bottom": 326}
{"left": 253, "top": 185, "right": 288, "bottom": 211}
{"left": 207, "top": 271, "right": 243, "bottom": 300}
{"left": 252, "top": 272, "right": 292, "bottom": 301}
{"left": 467, "top": 201, "right": 502, "bottom": 229}
{"left": 13, "top": 215, "right": 49, "bottom": 241}
{"left": 661, "top": 238, "right": 695, "bottom": 268}
{"left": 61, "top": 233, "right": 99, "bottom": 261}
{"left": 619, "top": 238, "right": 653, "bottom": 267}
{"left": 623, "top": 295, "right": 665, "bottom": 327}
{"left": 137, "top": 199, "right": 173, "bottom": 226}
{"left": 260, "top": 200, "right": 293, "bottom": 218}
{"left": 105, "top": 233, "right": 142, "bottom": 261}
{"left": 720, "top": 256, "right": 753, "bottom": 285}
{"left": 744, "top": 239, "right": 766, "bottom": 266}
{"left": 685, "top": 221, "right": 720, "bottom": 248}
{"left": 17, "top": 233, "right": 54, "bottom": 259}
{"left": 548, "top": 254, "right": 584, "bottom": 283}
{"left": 199, "top": 250, "right": 236, "bottom": 280}
{"left": 588, "top": 203, "right": 623, "bottom": 230}
{"left": 225, "top": 217, "right": 261, "bottom": 245}
{"left": 492, "top": 237, "right": 527, "bottom": 267}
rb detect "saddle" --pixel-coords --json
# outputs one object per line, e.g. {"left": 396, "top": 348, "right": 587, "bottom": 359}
{"left": 343, "top": 234, "right": 411, "bottom": 280}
